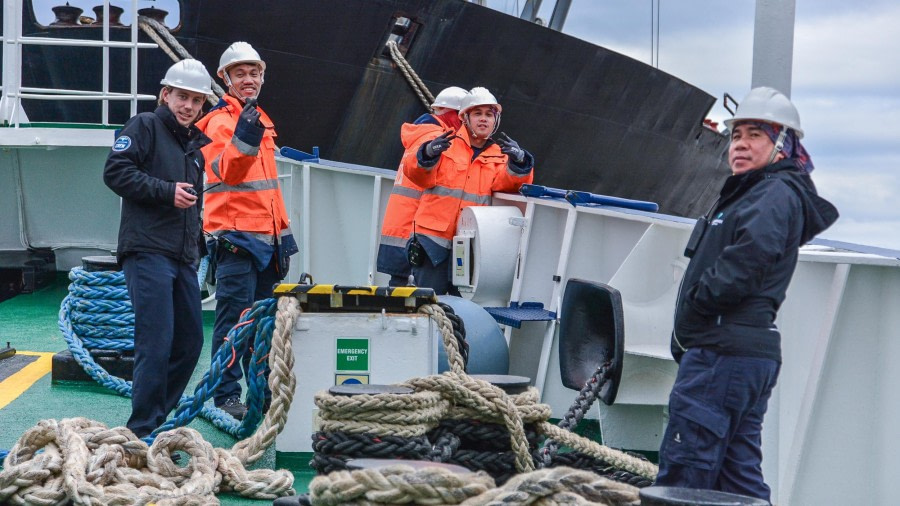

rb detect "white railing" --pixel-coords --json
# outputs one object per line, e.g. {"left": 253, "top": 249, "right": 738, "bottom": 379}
{"left": 0, "top": 0, "right": 157, "bottom": 127}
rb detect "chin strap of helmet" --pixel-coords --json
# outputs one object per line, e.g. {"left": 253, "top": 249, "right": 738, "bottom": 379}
{"left": 223, "top": 68, "right": 264, "bottom": 104}
{"left": 463, "top": 110, "right": 501, "bottom": 140}
{"left": 766, "top": 129, "right": 788, "bottom": 165}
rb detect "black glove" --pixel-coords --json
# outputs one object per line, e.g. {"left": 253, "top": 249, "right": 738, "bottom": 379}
{"left": 424, "top": 131, "right": 454, "bottom": 159}
{"left": 239, "top": 98, "right": 261, "bottom": 127}
{"left": 234, "top": 97, "right": 264, "bottom": 148}
{"left": 496, "top": 132, "right": 525, "bottom": 163}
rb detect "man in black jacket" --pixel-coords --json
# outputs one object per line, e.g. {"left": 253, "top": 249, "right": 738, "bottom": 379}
{"left": 655, "top": 87, "right": 838, "bottom": 501}
{"left": 103, "top": 59, "right": 213, "bottom": 438}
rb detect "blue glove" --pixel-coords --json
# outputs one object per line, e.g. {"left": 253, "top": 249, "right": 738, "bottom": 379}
{"left": 496, "top": 132, "right": 525, "bottom": 164}
{"left": 424, "top": 131, "right": 454, "bottom": 159}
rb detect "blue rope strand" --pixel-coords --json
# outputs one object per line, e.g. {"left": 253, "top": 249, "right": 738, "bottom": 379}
{"left": 54, "top": 265, "right": 276, "bottom": 443}
{"left": 150, "top": 299, "right": 276, "bottom": 440}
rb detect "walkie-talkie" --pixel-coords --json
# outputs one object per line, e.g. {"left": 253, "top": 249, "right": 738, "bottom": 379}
{"left": 407, "top": 221, "right": 426, "bottom": 267}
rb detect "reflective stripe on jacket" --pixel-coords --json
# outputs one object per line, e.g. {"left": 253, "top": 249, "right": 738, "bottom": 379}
{"left": 377, "top": 120, "right": 446, "bottom": 276}
{"left": 195, "top": 94, "right": 290, "bottom": 238}
{"left": 402, "top": 126, "right": 533, "bottom": 250}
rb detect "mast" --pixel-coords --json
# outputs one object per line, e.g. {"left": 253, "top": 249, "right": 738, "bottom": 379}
{"left": 751, "top": 0, "right": 796, "bottom": 97}
{"left": 520, "top": 0, "right": 542, "bottom": 23}
{"left": 548, "top": 0, "right": 572, "bottom": 31}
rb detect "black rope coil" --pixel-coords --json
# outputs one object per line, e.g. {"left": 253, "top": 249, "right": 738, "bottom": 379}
{"left": 310, "top": 432, "right": 432, "bottom": 474}
{"left": 428, "top": 419, "right": 542, "bottom": 484}
{"left": 437, "top": 302, "right": 469, "bottom": 369}
{"left": 551, "top": 450, "right": 654, "bottom": 488}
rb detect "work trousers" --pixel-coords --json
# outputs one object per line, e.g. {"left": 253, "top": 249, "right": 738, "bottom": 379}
{"left": 410, "top": 249, "right": 459, "bottom": 296}
{"left": 211, "top": 249, "right": 279, "bottom": 406}
{"left": 123, "top": 253, "right": 203, "bottom": 438}
{"left": 655, "top": 348, "right": 780, "bottom": 502}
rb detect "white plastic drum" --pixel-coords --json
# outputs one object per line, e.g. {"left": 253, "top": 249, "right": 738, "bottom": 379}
{"left": 453, "top": 206, "right": 523, "bottom": 307}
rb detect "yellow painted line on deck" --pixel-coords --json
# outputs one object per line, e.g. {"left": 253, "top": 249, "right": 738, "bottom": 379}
{"left": 0, "top": 351, "right": 54, "bottom": 410}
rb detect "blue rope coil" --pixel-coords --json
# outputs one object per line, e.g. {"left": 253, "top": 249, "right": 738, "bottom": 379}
{"left": 151, "top": 299, "right": 275, "bottom": 439}
{"left": 197, "top": 255, "right": 210, "bottom": 288}
{"left": 55, "top": 263, "right": 274, "bottom": 443}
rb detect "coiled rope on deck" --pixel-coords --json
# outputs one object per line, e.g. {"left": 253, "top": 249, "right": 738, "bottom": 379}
{"left": 56, "top": 267, "right": 270, "bottom": 439}
{"left": 311, "top": 302, "right": 658, "bottom": 483}
{"left": 1, "top": 296, "right": 305, "bottom": 504}
{"left": 307, "top": 465, "right": 641, "bottom": 506}
{"left": 0, "top": 418, "right": 293, "bottom": 505}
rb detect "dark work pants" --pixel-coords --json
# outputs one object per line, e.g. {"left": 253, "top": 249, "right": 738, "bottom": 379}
{"left": 123, "top": 253, "right": 203, "bottom": 438}
{"left": 388, "top": 274, "right": 409, "bottom": 287}
{"left": 655, "top": 348, "right": 780, "bottom": 502}
{"left": 410, "top": 251, "right": 460, "bottom": 296}
{"left": 211, "top": 250, "right": 279, "bottom": 406}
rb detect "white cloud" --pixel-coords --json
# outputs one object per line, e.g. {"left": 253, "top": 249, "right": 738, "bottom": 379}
{"left": 820, "top": 218, "right": 900, "bottom": 251}
{"left": 794, "top": 3, "right": 900, "bottom": 94}
{"left": 814, "top": 164, "right": 900, "bottom": 221}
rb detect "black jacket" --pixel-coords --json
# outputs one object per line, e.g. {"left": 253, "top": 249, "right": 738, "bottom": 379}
{"left": 103, "top": 106, "right": 211, "bottom": 264}
{"left": 672, "top": 159, "right": 839, "bottom": 362}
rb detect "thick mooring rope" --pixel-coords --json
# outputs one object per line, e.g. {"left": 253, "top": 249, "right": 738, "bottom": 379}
{"left": 385, "top": 40, "right": 434, "bottom": 111}
{"left": 313, "top": 303, "right": 658, "bottom": 482}
{"left": 232, "top": 295, "right": 300, "bottom": 463}
{"left": 137, "top": 15, "right": 226, "bottom": 105}
{"left": 57, "top": 269, "right": 274, "bottom": 440}
{"left": 0, "top": 418, "right": 294, "bottom": 505}
{"left": 307, "top": 465, "right": 640, "bottom": 506}
{"left": 460, "top": 466, "right": 641, "bottom": 506}
{"left": 539, "top": 424, "right": 658, "bottom": 480}
{"left": 0, "top": 293, "right": 305, "bottom": 503}
{"left": 309, "top": 463, "right": 496, "bottom": 506}
{"left": 405, "top": 373, "right": 539, "bottom": 474}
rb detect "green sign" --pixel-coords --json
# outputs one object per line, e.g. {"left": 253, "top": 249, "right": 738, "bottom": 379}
{"left": 336, "top": 338, "right": 369, "bottom": 371}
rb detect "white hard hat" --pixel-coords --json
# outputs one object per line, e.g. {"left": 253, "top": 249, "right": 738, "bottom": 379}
{"left": 724, "top": 86, "right": 803, "bottom": 138}
{"left": 458, "top": 87, "right": 503, "bottom": 119}
{"left": 431, "top": 86, "right": 467, "bottom": 111}
{"left": 160, "top": 59, "right": 213, "bottom": 95}
{"left": 217, "top": 41, "right": 266, "bottom": 78}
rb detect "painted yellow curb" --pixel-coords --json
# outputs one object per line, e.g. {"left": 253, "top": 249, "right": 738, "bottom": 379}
{"left": 0, "top": 351, "right": 54, "bottom": 410}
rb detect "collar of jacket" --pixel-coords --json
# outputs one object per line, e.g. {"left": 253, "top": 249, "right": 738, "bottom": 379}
{"left": 454, "top": 125, "right": 501, "bottom": 157}
{"left": 217, "top": 94, "right": 276, "bottom": 131}
{"left": 720, "top": 159, "right": 799, "bottom": 199}
{"left": 154, "top": 105, "right": 209, "bottom": 148}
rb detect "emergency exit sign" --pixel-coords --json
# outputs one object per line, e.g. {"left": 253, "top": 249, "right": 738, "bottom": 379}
{"left": 336, "top": 338, "right": 369, "bottom": 371}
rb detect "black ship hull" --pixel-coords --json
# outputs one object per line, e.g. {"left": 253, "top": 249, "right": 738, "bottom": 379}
{"left": 18, "top": 0, "right": 729, "bottom": 217}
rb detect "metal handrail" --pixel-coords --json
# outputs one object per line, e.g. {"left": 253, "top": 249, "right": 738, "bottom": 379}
{"left": 1, "top": 0, "right": 158, "bottom": 127}
{"left": 16, "top": 36, "right": 157, "bottom": 49}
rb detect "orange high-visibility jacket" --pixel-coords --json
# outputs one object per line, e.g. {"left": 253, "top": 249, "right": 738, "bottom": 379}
{"left": 380, "top": 121, "right": 445, "bottom": 249}
{"left": 402, "top": 126, "right": 533, "bottom": 249}
{"left": 195, "top": 95, "right": 290, "bottom": 239}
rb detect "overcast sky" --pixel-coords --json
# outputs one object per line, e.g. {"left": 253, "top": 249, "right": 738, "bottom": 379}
{"left": 32, "top": 0, "right": 899, "bottom": 250}
{"left": 483, "top": 0, "right": 900, "bottom": 251}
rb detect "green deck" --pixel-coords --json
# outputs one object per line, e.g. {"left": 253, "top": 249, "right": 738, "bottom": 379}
{"left": 0, "top": 274, "right": 314, "bottom": 503}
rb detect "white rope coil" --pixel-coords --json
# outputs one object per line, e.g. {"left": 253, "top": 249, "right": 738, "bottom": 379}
{"left": 0, "top": 418, "right": 294, "bottom": 505}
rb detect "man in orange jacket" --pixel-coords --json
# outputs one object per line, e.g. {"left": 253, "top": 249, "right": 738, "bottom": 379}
{"left": 377, "top": 86, "right": 467, "bottom": 286}
{"left": 195, "top": 41, "right": 297, "bottom": 420}
{"left": 403, "top": 87, "right": 534, "bottom": 295}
